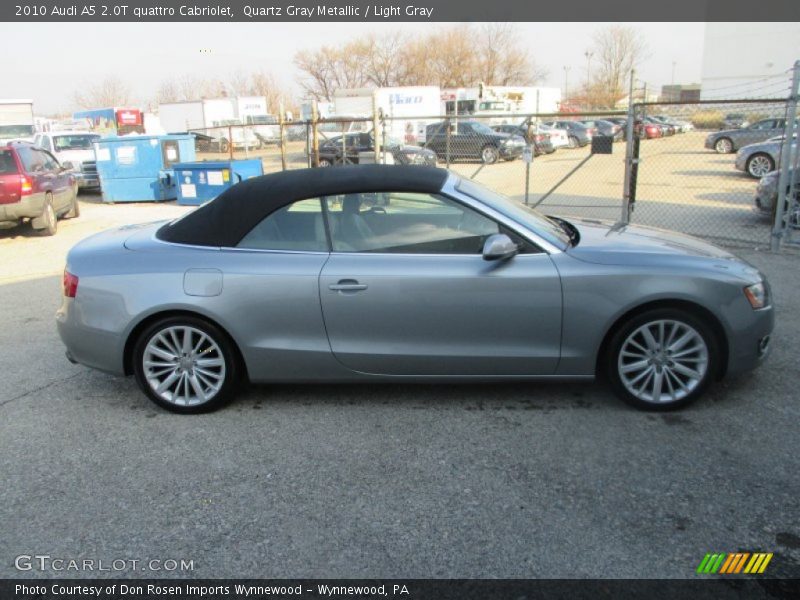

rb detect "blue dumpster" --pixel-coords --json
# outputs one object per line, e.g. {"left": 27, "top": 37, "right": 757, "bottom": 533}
{"left": 173, "top": 159, "right": 264, "bottom": 206}
{"left": 94, "top": 134, "right": 196, "bottom": 202}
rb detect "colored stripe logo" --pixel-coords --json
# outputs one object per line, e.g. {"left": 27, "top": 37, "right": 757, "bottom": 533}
{"left": 697, "top": 552, "right": 773, "bottom": 574}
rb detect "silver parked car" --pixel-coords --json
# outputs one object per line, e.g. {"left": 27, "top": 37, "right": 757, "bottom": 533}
{"left": 705, "top": 118, "right": 793, "bottom": 154}
{"left": 57, "top": 166, "right": 774, "bottom": 413}
{"left": 735, "top": 136, "right": 797, "bottom": 178}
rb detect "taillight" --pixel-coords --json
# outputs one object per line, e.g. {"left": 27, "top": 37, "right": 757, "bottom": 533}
{"left": 20, "top": 175, "right": 32, "bottom": 195}
{"left": 63, "top": 269, "right": 79, "bottom": 298}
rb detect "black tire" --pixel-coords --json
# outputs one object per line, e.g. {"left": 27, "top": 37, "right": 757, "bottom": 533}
{"left": 65, "top": 193, "right": 80, "bottom": 219}
{"left": 481, "top": 145, "right": 500, "bottom": 164}
{"left": 317, "top": 158, "right": 333, "bottom": 168}
{"left": 568, "top": 135, "right": 579, "bottom": 149}
{"left": 132, "top": 315, "right": 241, "bottom": 414}
{"left": 605, "top": 308, "right": 720, "bottom": 411}
{"left": 38, "top": 193, "right": 57, "bottom": 236}
{"left": 219, "top": 139, "right": 230, "bottom": 153}
{"left": 746, "top": 153, "right": 775, "bottom": 179}
{"left": 714, "top": 137, "right": 733, "bottom": 154}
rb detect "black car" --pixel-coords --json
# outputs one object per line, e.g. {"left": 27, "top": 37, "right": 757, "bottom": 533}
{"left": 491, "top": 124, "right": 556, "bottom": 156}
{"left": 578, "top": 119, "right": 624, "bottom": 142}
{"left": 542, "top": 120, "right": 593, "bottom": 148}
{"left": 604, "top": 117, "right": 631, "bottom": 138}
{"left": 316, "top": 132, "right": 436, "bottom": 167}
{"left": 424, "top": 121, "right": 526, "bottom": 163}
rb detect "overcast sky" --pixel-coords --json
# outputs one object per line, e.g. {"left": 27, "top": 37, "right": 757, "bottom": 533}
{"left": 2, "top": 22, "right": 706, "bottom": 114}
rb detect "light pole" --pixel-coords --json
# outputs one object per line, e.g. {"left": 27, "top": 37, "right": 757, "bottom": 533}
{"left": 584, "top": 51, "right": 594, "bottom": 86}
{"left": 563, "top": 65, "right": 571, "bottom": 104}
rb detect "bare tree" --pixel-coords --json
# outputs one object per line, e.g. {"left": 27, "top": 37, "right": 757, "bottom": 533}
{"left": 73, "top": 77, "right": 132, "bottom": 109}
{"left": 295, "top": 24, "right": 548, "bottom": 96}
{"left": 588, "top": 25, "right": 649, "bottom": 107}
{"left": 154, "top": 75, "right": 227, "bottom": 104}
{"left": 476, "top": 24, "right": 548, "bottom": 86}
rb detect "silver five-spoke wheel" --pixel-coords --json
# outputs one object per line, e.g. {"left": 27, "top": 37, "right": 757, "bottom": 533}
{"left": 617, "top": 319, "right": 709, "bottom": 405}
{"left": 143, "top": 325, "right": 226, "bottom": 408}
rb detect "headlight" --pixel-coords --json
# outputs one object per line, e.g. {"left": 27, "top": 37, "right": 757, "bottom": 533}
{"left": 744, "top": 282, "right": 768, "bottom": 309}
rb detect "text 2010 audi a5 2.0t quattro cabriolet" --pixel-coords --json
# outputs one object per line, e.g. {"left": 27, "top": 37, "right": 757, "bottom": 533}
{"left": 57, "top": 165, "right": 773, "bottom": 413}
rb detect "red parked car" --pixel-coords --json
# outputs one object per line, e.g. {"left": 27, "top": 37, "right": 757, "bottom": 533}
{"left": 634, "top": 120, "right": 662, "bottom": 139}
{"left": 0, "top": 141, "right": 79, "bottom": 235}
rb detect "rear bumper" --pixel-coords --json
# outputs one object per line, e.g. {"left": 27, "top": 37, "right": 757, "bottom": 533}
{"left": 56, "top": 297, "right": 126, "bottom": 376}
{"left": 0, "top": 195, "right": 45, "bottom": 224}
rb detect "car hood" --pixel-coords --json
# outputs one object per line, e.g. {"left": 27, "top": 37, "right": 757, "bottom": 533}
{"left": 739, "top": 140, "right": 787, "bottom": 153}
{"left": 711, "top": 128, "right": 749, "bottom": 138}
{"left": 55, "top": 149, "right": 95, "bottom": 164}
{"left": 564, "top": 218, "right": 740, "bottom": 265}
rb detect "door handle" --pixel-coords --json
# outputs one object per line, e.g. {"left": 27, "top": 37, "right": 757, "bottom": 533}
{"left": 329, "top": 280, "right": 368, "bottom": 292}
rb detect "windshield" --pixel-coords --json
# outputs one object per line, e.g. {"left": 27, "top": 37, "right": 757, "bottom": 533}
{"left": 0, "top": 124, "right": 34, "bottom": 138}
{"left": 469, "top": 122, "right": 497, "bottom": 136}
{"left": 455, "top": 177, "right": 571, "bottom": 249}
{"left": 53, "top": 134, "right": 99, "bottom": 150}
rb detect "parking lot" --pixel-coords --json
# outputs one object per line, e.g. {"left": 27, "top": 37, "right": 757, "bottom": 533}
{"left": 1, "top": 177, "right": 799, "bottom": 578}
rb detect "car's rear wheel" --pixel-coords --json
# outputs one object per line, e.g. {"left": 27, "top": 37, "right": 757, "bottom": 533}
{"left": 38, "top": 193, "right": 57, "bottom": 236}
{"left": 481, "top": 145, "right": 499, "bottom": 164}
{"left": 746, "top": 153, "right": 775, "bottom": 178}
{"left": 568, "top": 135, "right": 579, "bottom": 148}
{"left": 715, "top": 137, "right": 733, "bottom": 154}
{"left": 606, "top": 309, "right": 719, "bottom": 411}
{"left": 133, "top": 316, "right": 240, "bottom": 414}
{"left": 317, "top": 158, "right": 333, "bottom": 167}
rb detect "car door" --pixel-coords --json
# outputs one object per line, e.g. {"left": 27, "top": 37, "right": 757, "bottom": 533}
{"left": 39, "top": 149, "right": 70, "bottom": 210}
{"left": 318, "top": 191, "right": 562, "bottom": 376}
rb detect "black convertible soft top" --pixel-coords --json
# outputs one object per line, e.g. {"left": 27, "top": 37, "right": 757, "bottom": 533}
{"left": 158, "top": 164, "right": 450, "bottom": 247}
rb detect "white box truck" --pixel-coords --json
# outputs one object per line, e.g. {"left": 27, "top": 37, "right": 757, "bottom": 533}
{"left": 158, "top": 98, "right": 258, "bottom": 152}
{"left": 333, "top": 86, "right": 441, "bottom": 145}
{"left": 0, "top": 100, "right": 35, "bottom": 143}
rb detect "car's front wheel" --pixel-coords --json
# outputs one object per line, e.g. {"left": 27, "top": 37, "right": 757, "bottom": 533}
{"left": 606, "top": 309, "right": 719, "bottom": 411}
{"left": 568, "top": 135, "right": 579, "bottom": 148}
{"left": 746, "top": 153, "right": 775, "bottom": 178}
{"left": 715, "top": 137, "right": 733, "bottom": 154}
{"left": 133, "top": 316, "right": 240, "bottom": 413}
{"left": 481, "top": 145, "right": 500, "bottom": 164}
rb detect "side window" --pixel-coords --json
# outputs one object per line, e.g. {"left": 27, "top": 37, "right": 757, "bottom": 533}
{"left": 752, "top": 120, "right": 774, "bottom": 130}
{"left": 325, "top": 192, "right": 506, "bottom": 254}
{"left": 40, "top": 150, "right": 60, "bottom": 171}
{"left": 40, "top": 135, "right": 52, "bottom": 151}
{"left": 16, "top": 146, "right": 41, "bottom": 172}
{"left": 237, "top": 198, "right": 327, "bottom": 252}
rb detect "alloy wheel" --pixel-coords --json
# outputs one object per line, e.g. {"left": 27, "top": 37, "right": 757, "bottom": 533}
{"left": 143, "top": 325, "right": 226, "bottom": 407}
{"left": 715, "top": 138, "right": 733, "bottom": 153}
{"left": 747, "top": 155, "right": 774, "bottom": 178}
{"left": 617, "top": 319, "right": 709, "bottom": 404}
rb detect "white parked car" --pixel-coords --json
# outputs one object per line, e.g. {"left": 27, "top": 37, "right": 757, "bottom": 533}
{"left": 33, "top": 130, "right": 100, "bottom": 189}
{"left": 537, "top": 123, "right": 570, "bottom": 149}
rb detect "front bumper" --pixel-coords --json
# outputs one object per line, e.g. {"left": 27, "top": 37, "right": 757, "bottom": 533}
{"left": 500, "top": 145, "right": 525, "bottom": 159}
{"left": 734, "top": 151, "right": 749, "bottom": 171}
{"left": 726, "top": 301, "right": 774, "bottom": 376}
{"left": 74, "top": 172, "right": 100, "bottom": 188}
{"left": 704, "top": 137, "right": 716, "bottom": 149}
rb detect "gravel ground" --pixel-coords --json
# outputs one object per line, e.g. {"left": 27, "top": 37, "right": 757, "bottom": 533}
{"left": 0, "top": 191, "right": 798, "bottom": 580}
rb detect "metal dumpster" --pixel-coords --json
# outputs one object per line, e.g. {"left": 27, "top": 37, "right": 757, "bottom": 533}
{"left": 94, "top": 134, "right": 195, "bottom": 202}
{"left": 173, "top": 159, "right": 264, "bottom": 206}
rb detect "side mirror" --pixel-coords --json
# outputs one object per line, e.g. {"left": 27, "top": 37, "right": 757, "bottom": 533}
{"left": 482, "top": 233, "right": 518, "bottom": 261}
{"left": 61, "top": 161, "right": 74, "bottom": 171}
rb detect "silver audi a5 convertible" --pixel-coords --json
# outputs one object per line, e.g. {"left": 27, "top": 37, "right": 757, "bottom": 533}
{"left": 57, "top": 165, "right": 773, "bottom": 413}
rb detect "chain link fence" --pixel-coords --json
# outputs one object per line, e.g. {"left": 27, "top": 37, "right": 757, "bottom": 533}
{"left": 179, "top": 73, "right": 800, "bottom": 252}
{"left": 626, "top": 98, "right": 796, "bottom": 248}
